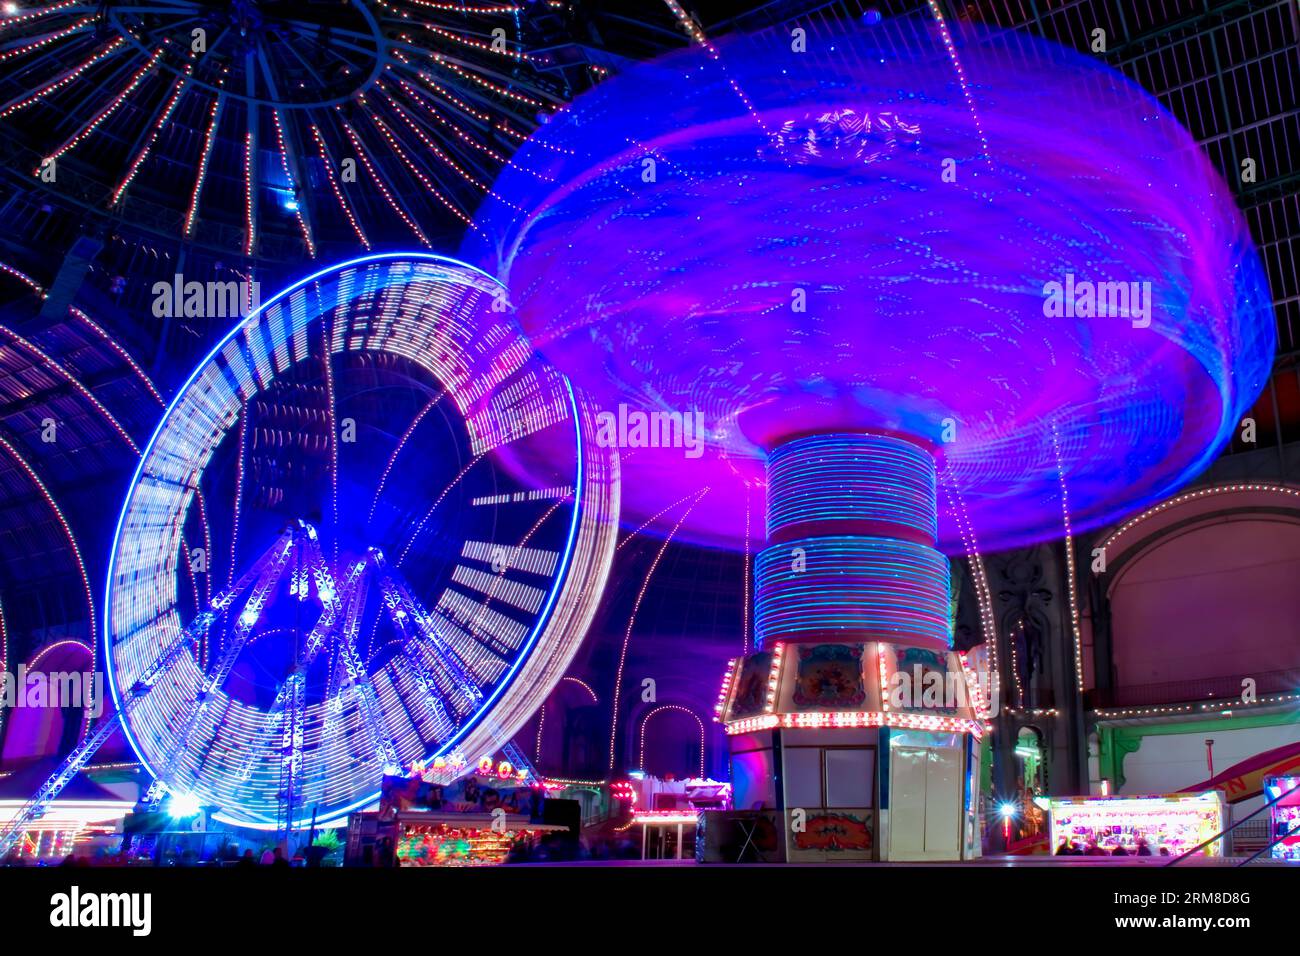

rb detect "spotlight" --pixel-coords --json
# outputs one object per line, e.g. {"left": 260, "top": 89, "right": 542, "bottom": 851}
{"left": 168, "top": 793, "right": 201, "bottom": 819}
{"left": 999, "top": 802, "right": 1018, "bottom": 844}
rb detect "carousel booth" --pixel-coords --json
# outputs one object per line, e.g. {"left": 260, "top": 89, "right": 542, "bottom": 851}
{"left": 714, "top": 641, "right": 987, "bottom": 862}
{"left": 704, "top": 434, "right": 989, "bottom": 863}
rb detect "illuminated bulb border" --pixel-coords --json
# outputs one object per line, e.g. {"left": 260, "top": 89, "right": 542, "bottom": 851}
{"left": 714, "top": 657, "right": 738, "bottom": 723}
{"left": 726, "top": 710, "right": 983, "bottom": 739}
{"left": 764, "top": 642, "right": 785, "bottom": 713}
{"left": 1101, "top": 483, "right": 1300, "bottom": 556}
{"left": 958, "top": 649, "right": 991, "bottom": 720}
{"left": 631, "top": 811, "right": 700, "bottom": 825}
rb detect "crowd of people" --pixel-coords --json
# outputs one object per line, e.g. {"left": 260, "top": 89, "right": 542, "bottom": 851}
{"left": 2, "top": 840, "right": 327, "bottom": 868}
{"left": 1054, "top": 834, "right": 1171, "bottom": 857}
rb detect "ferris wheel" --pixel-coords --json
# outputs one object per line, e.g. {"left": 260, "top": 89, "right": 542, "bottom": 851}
{"left": 72, "top": 253, "right": 619, "bottom": 833}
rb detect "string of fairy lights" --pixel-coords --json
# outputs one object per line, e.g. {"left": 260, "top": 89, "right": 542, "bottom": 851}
{"left": 1006, "top": 617, "right": 1025, "bottom": 707}
{"left": 1051, "top": 422, "right": 1086, "bottom": 695}
{"left": 40, "top": 46, "right": 163, "bottom": 169}
{"left": 0, "top": 0, "right": 608, "bottom": 256}
{"left": 534, "top": 676, "right": 599, "bottom": 759}
{"left": 185, "top": 94, "right": 224, "bottom": 237}
{"left": 638, "top": 705, "right": 706, "bottom": 779}
{"left": 0, "top": 433, "right": 98, "bottom": 664}
{"left": 367, "top": 392, "right": 444, "bottom": 525}
{"left": 0, "top": 323, "right": 139, "bottom": 455}
{"left": 0, "top": 36, "right": 124, "bottom": 118}
{"left": 1099, "top": 483, "right": 1300, "bottom": 556}
{"left": 0, "top": 269, "right": 189, "bottom": 683}
{"left": 0, "top": 259, "right": 44, "bottom": 295}
{"left": 110, "top": 68, "right": 191, "bottom": 204}
{"left": 0, "top": 597, "right": 6, "bottom": 740}
{"left": 310, "top": 122, "right": 370, "bottom": 249}
{"left": 561, "top": 676, "right": 599, "bottom": 702}
{"left": 941, "top": 481, "right": 999, "bottom": 706}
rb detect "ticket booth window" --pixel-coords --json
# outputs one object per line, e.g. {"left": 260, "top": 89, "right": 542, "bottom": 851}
{"left": 783, "top": 746, "right": 876, "bottom": 809}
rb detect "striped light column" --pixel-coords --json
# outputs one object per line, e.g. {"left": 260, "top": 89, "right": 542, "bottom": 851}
{"left": 755, "top": 433, "right": 950, "bottom": 649}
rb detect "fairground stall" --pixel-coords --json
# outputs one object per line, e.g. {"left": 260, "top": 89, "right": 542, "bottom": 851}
{"left": 713, "top": 640, "right": 988, "bottom": 862}
{"left": 345, "top": 768, "right": 567, "bottom": 866}
{"left": 623, "top": 775, "right": 730, "bottom": 860}
{"left": 0, "top": 798, "right": 132, "bottom": 863}
{"left": 1264, "top": 776, "right": 1300, "bottom": 861}
{"left": 1048, "top": 792, "right": 1226, "bottom": 858}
